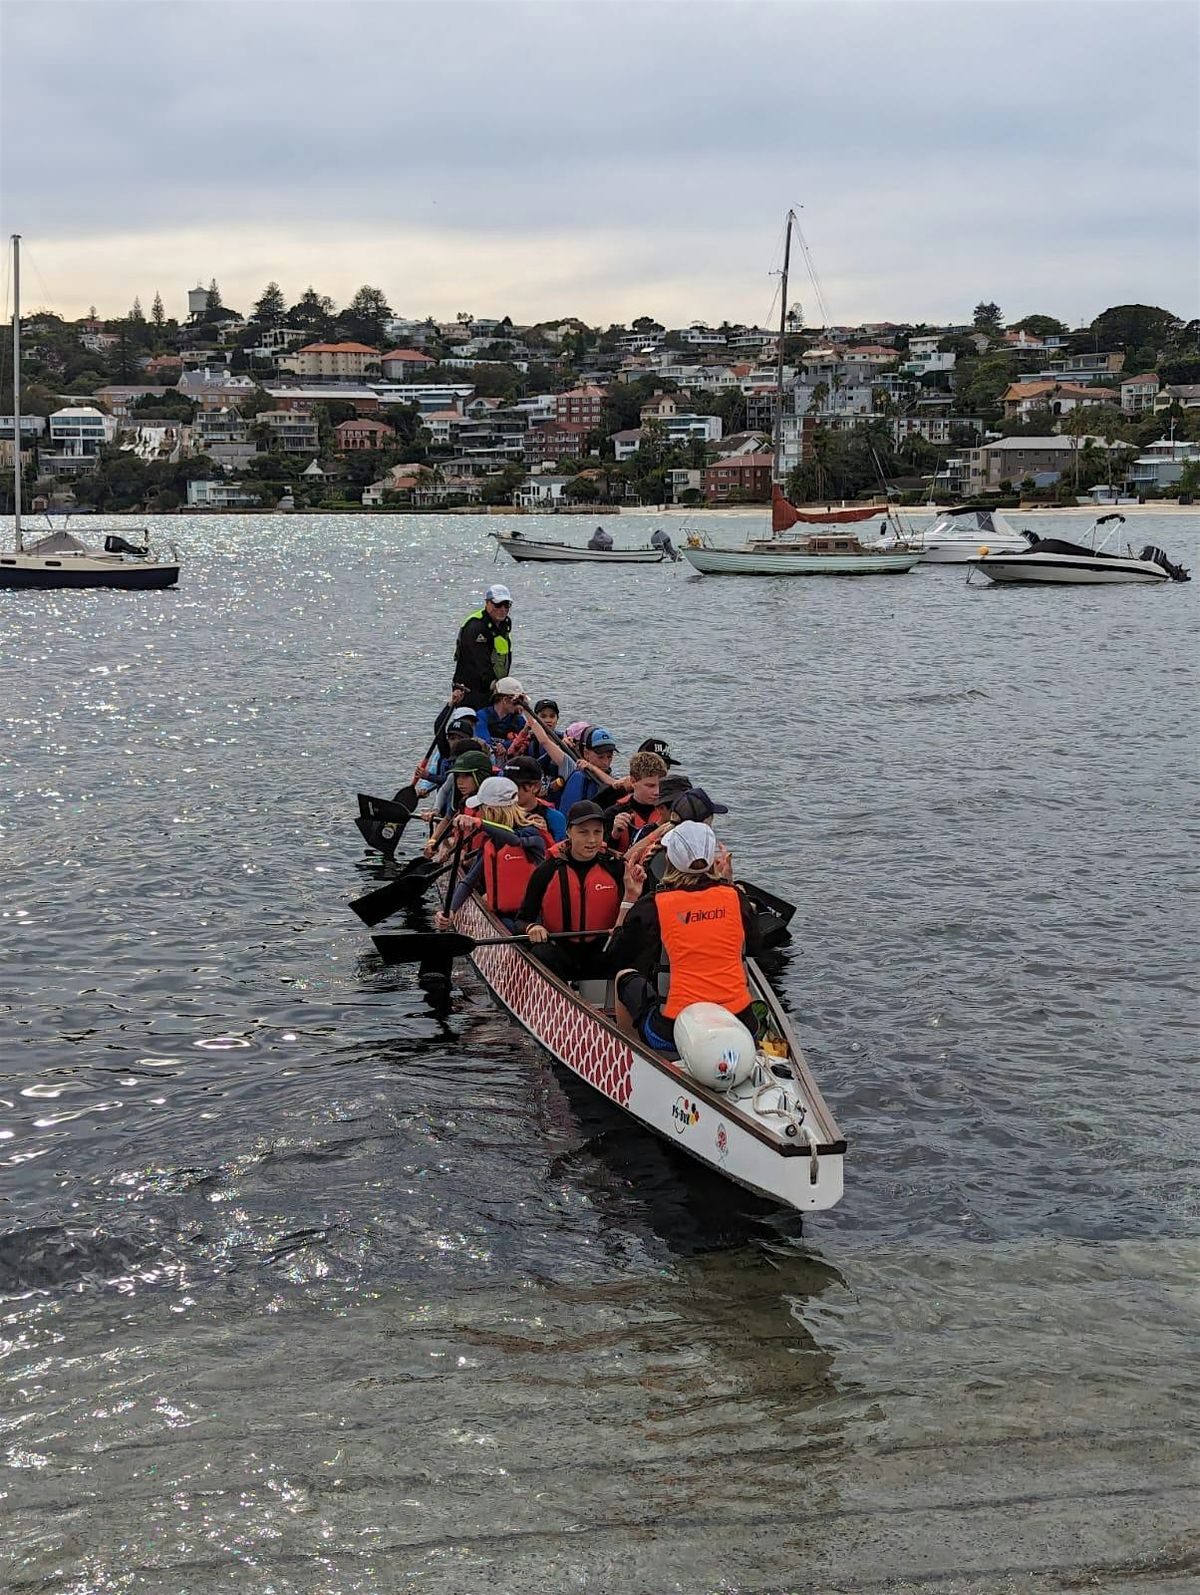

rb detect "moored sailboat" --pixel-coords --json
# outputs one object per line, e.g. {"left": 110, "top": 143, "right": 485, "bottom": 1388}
{"left": 1, "top": 234, "right": 180, "bottom": 592}
{"left": 681, "top": 212, "right": 921, "bottom": 578}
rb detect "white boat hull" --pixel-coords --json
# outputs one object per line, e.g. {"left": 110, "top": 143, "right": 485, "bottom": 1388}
{"left": 495, "top": 536, "right": 665, "bottom": 564}
{"left": 920, "top": 538, "right": 1028, "bottom": 565}
{"left": 973, "top": 553, "right": 1168, "bottom": 585}
{"left": 453, "top": 895, "right": 845, "bottom": 1211}
{"left": 683, "top": 544, "right": 920, "bottom": 576}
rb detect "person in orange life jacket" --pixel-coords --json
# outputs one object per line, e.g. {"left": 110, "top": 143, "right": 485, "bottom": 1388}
{"left": 611, "top": 820, "right": 761, "bottom": 1055}
{"left": 453, "top": 585, "right": 514, "bottom": 710}
{"left": 606, "top": 750, "right": 669, "bottom": 853}
{"left": 474, "top": 676, "right": 530, "bottom": 755}
{"left": 503, "top": 754, "right": 567, "bottom": 843}
{"left": 435, "top": 777, "right": 548, "bottom": 929}
{"left": 422, "top": 747, "right": 494, "bottom": 858}
{"left": 515, "top": 801, "right": 631, "bottom": 984}
{"left": 556, "top": 726, "right": 620, "bottom": 812}
{"left": 624, "top": 782, "right": 730, "bottom": 885}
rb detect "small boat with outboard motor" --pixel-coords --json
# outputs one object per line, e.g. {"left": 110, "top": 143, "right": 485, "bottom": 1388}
{"left": 491, "top": 530, "right": 676, "bottom": 564}
{"left": 373, "top": 889, "right": 845, "bottom": 1212}
{"left": 920, "top": 504, "right": 1029, "bottom": 565}
{"left": 971, "top": 514, "right": 1191, "bottom": 586}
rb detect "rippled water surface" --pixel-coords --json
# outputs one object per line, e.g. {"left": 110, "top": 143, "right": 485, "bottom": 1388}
{"left": 2, "top": 510, "right": 1197, "bottom": 1592}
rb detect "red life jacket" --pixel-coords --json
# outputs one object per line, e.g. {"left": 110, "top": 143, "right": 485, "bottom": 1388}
{"left": 610, "top": 793, "right": 668, "bottom": 855}
{"left": 540, "top": 843, "right": 623, "bottom": 936}
{"left": 481, "top": 831, "right": 539, "bottom": 916}
{"left": 656, "top": 883, "right": 752, "bottom": 1020}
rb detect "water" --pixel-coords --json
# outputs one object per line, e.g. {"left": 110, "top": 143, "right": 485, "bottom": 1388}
{"left": 2, "top": 510, "right": 1197, "bottom": 1592}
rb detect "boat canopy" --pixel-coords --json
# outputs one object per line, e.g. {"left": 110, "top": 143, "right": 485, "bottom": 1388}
{"left": 21, "top": 529, "right": 91, "bottom": 555}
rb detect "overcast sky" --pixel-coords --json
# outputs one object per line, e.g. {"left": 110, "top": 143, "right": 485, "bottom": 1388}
{"left": 1, "top": 0, "right": 1196, "bottom": 329}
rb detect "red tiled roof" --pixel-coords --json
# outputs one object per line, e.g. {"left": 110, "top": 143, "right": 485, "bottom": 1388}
{"left": 335, "top": 416, "right": 392, "bottom": 431}
{"left": 705, "top": 452, "right": 773, "bottom": 469}
{"left": 381, "top": 348, "right": 433, "bottom": 362}
{"left": 1122, "top": 373, "right": 1159, "bottom": 385}
{"left": 297, "top": 342, "right": 380, "bottom": 354}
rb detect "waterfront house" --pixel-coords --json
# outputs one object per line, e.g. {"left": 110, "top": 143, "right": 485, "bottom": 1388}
{"left": 421, "top": 409, "right": 466, "bottom": 447}
{"left": 1124, "top": 437, "right": 1200, "bottom": 493}
{"left": 194, "top": 407, "right": 250, "bottom": 449}
{"left": 334, "top": 416, "right": 395, "bottom": 451}
{"left": 380, "top": 348, "right": 435, "bottom": 380}
{"left": 1120, "top": 373, "right": 1160, "bottom": 414}
{"left": 966, "top": 434, "right": 1121, "bottom": 492}
{"left": 39, "top": 406, "right": 116, "bottom": 475}
{"left": 514, "top": 475, "right": 570, "bottom": 508}
{"left": 554, "top": 385, "right": 606, "bottom": 428}
{"left": 283, "top": 342, "right": 382, "bottom": 380}
{"left": 639, "top": 391, "right": 678, "bottom": 421}
{"left": 186, "top": 478, "right": 261, "bottom": 509}
{"left": 1154, "top": 384, "right": 1200, "bottom": 411}
{"left": 703, "top": 451, "right": 773, "bottom": 503}
{"left": 257, "top": 410, "right": 320, "bottom": 453}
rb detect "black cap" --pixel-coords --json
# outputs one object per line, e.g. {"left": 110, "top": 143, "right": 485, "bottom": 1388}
{"left": 566, "top": 800, "right": 606, "bottom": 826}
{"left": 533, "top": 698, "right": 558, "bottom": 716}
{"left": 503, "top": 755, "right": 543, "bottom": 784}
{"left": 638, "top": 737, "right": 678, "bottom": 767}
{"left": 657, "top": 772, "right": 693, "bottom": 803}
{"left": 671, "top": 787, "right": 729, "bottom": 821}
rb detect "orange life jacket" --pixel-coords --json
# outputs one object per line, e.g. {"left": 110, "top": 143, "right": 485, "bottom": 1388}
{"left": 481, "top": 831, "right": 539, "bottom": 916}
{"left": 656, "top": 883, "right": 752, "bottom": 1020}
{"left": 540, "top": 843, "right": 623, "bottom": 936}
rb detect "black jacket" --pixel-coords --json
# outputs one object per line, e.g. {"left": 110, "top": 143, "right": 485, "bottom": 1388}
{"left": 454, "top": 609, "right": 513, "bottom": 710}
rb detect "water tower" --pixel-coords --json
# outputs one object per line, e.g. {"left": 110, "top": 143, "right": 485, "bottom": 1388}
{"left": 187, "top": 284, "right": 207, "bottom": 320}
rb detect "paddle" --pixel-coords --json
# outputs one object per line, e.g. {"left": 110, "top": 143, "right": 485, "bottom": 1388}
{"left": 374, "top": 928, "right": 608, "bottom": 967}
{"left": 390, "top": 735, "right": 439, "bottom": 810}
{"left": 355, "top": 793, "right": 418, "bottom": 860}
{"left": 348, "top": 856, "right": 452, "bottom": 926}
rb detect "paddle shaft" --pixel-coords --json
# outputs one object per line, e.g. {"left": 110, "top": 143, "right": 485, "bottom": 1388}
{"left": 373, "top": 927, "right": 609, "bottom": 966}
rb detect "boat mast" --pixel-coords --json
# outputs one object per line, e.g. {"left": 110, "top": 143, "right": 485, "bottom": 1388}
{"left": 772, "top": 209, "right": 795, "bottom": 488}
{"left": 11, "top": 234, "right": 22, "bottom": 552}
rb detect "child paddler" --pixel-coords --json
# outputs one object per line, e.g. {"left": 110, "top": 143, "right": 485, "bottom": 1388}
{"left": 435, "top": 776, "right": 548, "bottom": 929}
{"left": 422, "top": 748, "right": 494, "bottom": 858}
{"left": 515, "top": 801, "right": 635, "bottom": 985}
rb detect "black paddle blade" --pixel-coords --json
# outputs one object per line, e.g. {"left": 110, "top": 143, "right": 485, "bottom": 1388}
{"left": 355, "top": 793, "right": 417, "bottom": 859}
{"left": 742, "top": 879, "right": 797, "bottom": 927}
{"left": 349, "top": 860, "right": 447, "bottom": 926}
{"left": 373, "top": 929, "right": 477, "bottom": 965}
{"left": 391, "top": 782, "right": 419, "bottom": 809}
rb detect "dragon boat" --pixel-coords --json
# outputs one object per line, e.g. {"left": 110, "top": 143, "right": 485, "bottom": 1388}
{"left": 378, "top": 891, "right": 846, "bottom": 1212}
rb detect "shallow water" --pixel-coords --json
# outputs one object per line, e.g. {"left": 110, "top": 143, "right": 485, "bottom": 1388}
{"left": 1, "top": 510, "right": 1197, "bottom": 1592}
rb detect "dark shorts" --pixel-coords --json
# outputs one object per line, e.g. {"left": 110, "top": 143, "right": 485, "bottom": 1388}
{"left": 616, "top": 973, "right": 760, "bottom": 1057}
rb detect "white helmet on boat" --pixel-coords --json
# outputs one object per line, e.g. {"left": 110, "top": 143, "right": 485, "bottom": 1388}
{"left": 674, "top": 1003, "right": 756, "bottom": 1092}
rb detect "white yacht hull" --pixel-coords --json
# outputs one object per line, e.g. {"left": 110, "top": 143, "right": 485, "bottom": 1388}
{"left": 920, "top": 538, "right": 1028, "bottom": 565}
{"left": 683, "top": 544, "right": 920, "bottom": 576}
{"left": 973, "top": 553, "right": 1168, "bottom": 585}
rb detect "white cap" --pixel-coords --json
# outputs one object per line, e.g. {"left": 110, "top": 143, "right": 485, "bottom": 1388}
{"left": 664, "top": 820, "right": 717, "bottom": 872}
{"left": 447, "top": 706, "right": 476, "bottom": 727}
{"left": 485, "top": 583, "right": 512, "bottom": 604}
{"left": 493, "top": 675, "right": 524, "bottom": 698}
{"left": 465, "top": 775, "right": 518, "bottom": 809}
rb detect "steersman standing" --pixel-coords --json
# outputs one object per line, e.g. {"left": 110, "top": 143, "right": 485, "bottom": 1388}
{"left": 454, "top": 583, "right": 514, "bottom": 710}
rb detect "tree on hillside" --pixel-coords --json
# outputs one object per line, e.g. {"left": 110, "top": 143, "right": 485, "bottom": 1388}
{"left": 290, "top": 287, "right": 337, "bottom": 335}
{"left": 151, "top": 291, "right": 165, "bottom": 329}
{"left": 252, "top": 281, "right": 287, "bottom": 327}
{"left": 205, "top": 279, "right": 223, "bottom": 315}
{"left": 973, "top": 301, "right": 1003, "bottom": 333}
{"left": 1011, "top": 314, "right": 1067, "bottom": 337}
{"left": 1090, "top": 304, "right": 1181, "bottom": 356}
{"left": 343, "top": 285, "right": 393, "bottom": 345}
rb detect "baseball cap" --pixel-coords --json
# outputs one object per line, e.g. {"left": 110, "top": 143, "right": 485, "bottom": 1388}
{"left": 664, "top": 820, "right": 717, "bottom": 871}
{"left": 503, "top": 755, "right": 543, "bottom": 784}
{"left": 638, "top": 737, "right": 678, "bottom": 768}
{"left": 447, "top": 706, "right": 477, "bottom": 729}
{"left": 450, "top": 748, "right": 493, "bottom": 776}
{"left": 465, "top": 775, "right": 519, "bottom": 809}
{"left": 533, "top": 698, "right": 558, "bottom": 716}
{"left": 565, "top": 720, "right": 590, "bottom": 742}
{"left": 493, "top": 675, "right": 524, "bottom": 699}
{"left": 657, "top": 772, "right": 693, "bottom": 804}
{"left": 485, "top": 583, "right": 512, "bottom": 604}
{"left": 566, "top": 800, "right": 606, "bottom": 826}
{"left": 585, "top": 726, "right": 617, "bottom": 751}
{"left": 671, "top": 787, "right": 729, "bottom": 822}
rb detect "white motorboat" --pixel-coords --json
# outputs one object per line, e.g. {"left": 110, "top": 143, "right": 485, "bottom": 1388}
{"left": 920, "top": 505, "right": 1029, "bottom": 564}
{"left": 1, "top": 234, "right": 180, "bottom": 593}
{"left": 492, "top": 532, "right": 668, "bottom": 564}
{"left": 972, "top": 515, "right": 1191, "bottom": 586}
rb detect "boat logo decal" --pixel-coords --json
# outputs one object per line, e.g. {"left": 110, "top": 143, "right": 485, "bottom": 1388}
{"left": 672, "top": 1095, "right": 701, "bottom": 1134}
{"left": 715, "top": 1122, "right": 729, "bottom": 1161}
